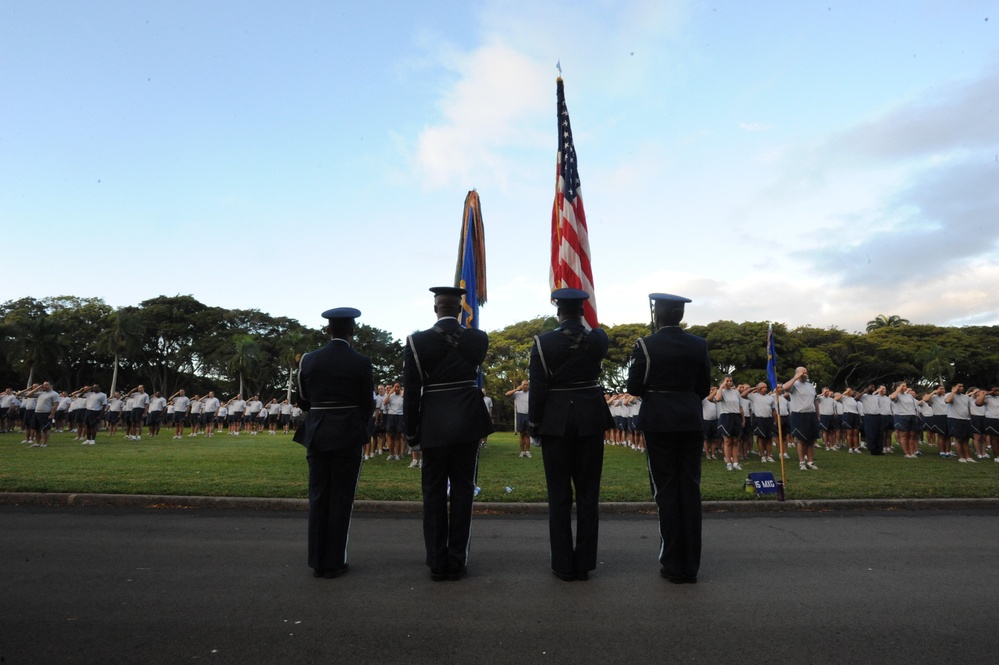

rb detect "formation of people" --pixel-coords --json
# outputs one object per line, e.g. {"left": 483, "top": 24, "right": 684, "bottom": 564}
{"left": 1, "top": 384, "right": 303, "bottom": 445}
{"left": 700, "top": 375, "right": 999, "bottom": 470}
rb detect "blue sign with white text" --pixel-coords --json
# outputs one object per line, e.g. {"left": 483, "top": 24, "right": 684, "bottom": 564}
{"left": 748, "top": 472, "right": 778, "bottom": 495}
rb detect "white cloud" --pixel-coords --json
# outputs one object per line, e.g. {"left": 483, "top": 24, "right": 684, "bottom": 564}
{"left": 413, "top": 42, "right": 549, "bottom": 190}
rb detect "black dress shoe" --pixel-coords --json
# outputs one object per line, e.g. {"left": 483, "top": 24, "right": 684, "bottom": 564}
{"left": 575, "top": 571, "right": 590, "bottom": 581}
{"left": 660, "top": 568, "right": 697, "bottom": 584}
{"left": 324, "top": 564, "right": 348, "bottom": 579}
{"left": 552, "top": 569, "right": 576, "bottom": 582}
{"left": 430, "top": 568, "right": 447, "bottom": 581}
{"left": 313, "top": 569, "right": 325, "bottom": 578}
{"left": 446, "top": 565, "right": 467, "bottom": 581}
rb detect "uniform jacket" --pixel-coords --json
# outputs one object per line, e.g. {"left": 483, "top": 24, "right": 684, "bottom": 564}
{"left": 626, "top": 326, "right": 711, "bottom": 433}
{"left": 528, "top": 319, "right": 613, "bottom": 438}
{"left": 294, "top": 339, "right": 374, "bottom": 451}
{"left": 403, "top": 317, "right": 492, "bottom": 449}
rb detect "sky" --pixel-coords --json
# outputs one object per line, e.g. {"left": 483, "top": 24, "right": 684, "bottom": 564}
{"left": 3, "top": 0, "right": 998, "bottom": 343}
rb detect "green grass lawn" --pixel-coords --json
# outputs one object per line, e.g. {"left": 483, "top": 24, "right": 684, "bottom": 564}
{"left": 2, "top": 430, "right": 997, "bottom": 501}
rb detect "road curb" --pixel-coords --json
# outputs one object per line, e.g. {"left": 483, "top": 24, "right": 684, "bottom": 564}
{"left": 2, "top": 492, "right": 998, "bottom": 514}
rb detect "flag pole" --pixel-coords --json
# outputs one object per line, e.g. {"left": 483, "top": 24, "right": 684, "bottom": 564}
{"left": 767, "top": 323, "right": 787, "bottom": 500}
{"left": 775, "top": 391, "right": 787, "bottom": 500}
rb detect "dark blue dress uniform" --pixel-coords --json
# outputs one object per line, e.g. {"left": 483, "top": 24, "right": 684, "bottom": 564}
{"left": 626, "top": 294, "right": 711, "bottom": 583}
{"left": 528, "top": 289, "right": 613, "bottom": 580}
{"left": 404, "top": 292, "right": 492, "bottom": 580}
{"left": 294, "top": 308, "right": 374, "bottom": 578}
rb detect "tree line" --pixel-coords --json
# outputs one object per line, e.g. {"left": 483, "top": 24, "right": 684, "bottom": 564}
{"left": 3, "top": 296, "right": 997, "bottom": 428}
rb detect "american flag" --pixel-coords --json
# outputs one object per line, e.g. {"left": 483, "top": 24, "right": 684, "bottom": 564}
{"left": 550, "top": 75, "right": 598, "bottom": 329}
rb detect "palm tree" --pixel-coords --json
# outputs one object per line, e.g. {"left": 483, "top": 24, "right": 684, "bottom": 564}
{"left": 918, "top": 345, "right": 954, "bottom": 386}
{"left": 866, "top": 314, "right": 910, "bottom": 333}
{"left": 92, "top": 308, "right": 141, "bottom": 395}
{"left": 279, "top": 330, "right": 309, "bottom": 402}
{"left": 5, "top": 315, "right": 67, "bottom": 387}
{"left": 227, "top": 334, "right": 260, "bottom": 397}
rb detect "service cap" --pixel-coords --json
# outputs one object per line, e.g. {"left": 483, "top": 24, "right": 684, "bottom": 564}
{"left": 321, "top": 307, "right": 361, "bottom": 320}
{"left": 429, "top": 286, "right": 467, "bottom": 298}
{"left": 551, "top": 287, "right": 590, "bottom": 304}
{"left": 648, "top": 293, "right": 692, "bottom": 304}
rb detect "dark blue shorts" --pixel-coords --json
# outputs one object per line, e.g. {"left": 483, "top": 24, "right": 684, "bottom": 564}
{"left": 717, "top": 413, "right": 742, "bottom": 438}
{"left": 702, "top": 418, "right": 718, "bottom": 440}
{"left": 894, "top": 415, "right": 918, "bottom": 432}
{"left": 34, "top": 412, "right": 53, "bottom": 431}
{"left": 790, "top": 412, "right": 819, "bottom": 443}
{"left": 753, "top": 416, "right": 774, "bottom": 439}
{"left": 385, "top": 413, "right": 404, "bottom": 434}
{"left": 947, "top": 418, "right": 971, "bottom": 441}
{"left": 515, "top": 412, "right": 529, "bottom": 433}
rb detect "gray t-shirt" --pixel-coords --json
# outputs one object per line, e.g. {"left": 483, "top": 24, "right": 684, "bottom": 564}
{"left": 891, "top": 392, "right": 918, "bottom": 417}
{"left": 715, "top": 388, "right": 742, "bottom": 415}
{"left": 789, "top": 381, "right": 816, "bottom": 414}
{"left": 947, "top": 393, "right": 971, "bottom": 420}
{"left": 746, "top": 393, "right": 775, "bottom": 418}
{"left": 34, "top": 390, "right": 61, "bottom": 413}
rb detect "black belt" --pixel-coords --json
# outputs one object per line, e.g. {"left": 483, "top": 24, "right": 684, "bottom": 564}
{"left": 424, "top": 380, "right": 478, "bottom": 393}
{"left": 548, "top": 381, "right": 601, "bottom": 392}
{"left": 310, "top": 401, "right": 358, "bottom": 410}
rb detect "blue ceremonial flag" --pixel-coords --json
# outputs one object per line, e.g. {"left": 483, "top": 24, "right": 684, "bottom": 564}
{"left": 766, "top": 324, "right": 778, "bottom": 390}
{"left": 455, "top": 190, "right": 487, "bottom": 329}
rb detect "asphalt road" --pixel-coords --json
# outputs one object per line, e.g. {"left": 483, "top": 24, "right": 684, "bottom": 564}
{"left": 3, "top": 505, "right": 997, "bottom": 664}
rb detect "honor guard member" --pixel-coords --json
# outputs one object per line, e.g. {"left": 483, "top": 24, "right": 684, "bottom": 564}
{"left": 403, "top": 286, "right": 493, "bottom": 581}
{"left": 294, "top": 307, "right": 375, "bottom": 579}
{"left": 528, "top": 288, "right": 613, "bottom": 582}
{"left": 627, "top": 293, "right": 711, "bottom": 584}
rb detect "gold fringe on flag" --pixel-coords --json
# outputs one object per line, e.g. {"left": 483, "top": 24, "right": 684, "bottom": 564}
{"left": 454, "top": 189, "right": 488, "bottom": 305}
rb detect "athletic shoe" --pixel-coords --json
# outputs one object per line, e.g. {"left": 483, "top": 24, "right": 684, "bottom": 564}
{"left": 806, "top": 462, "right": 818, "bottom": 470}
{"left": 525, "top": 451, "right": 532, "bottom": 458}
{"left": 408, "top": 459, "right": 419, "bottom": 468}
{"left": 726, "top": 463, "right": 733, "bottom": 471}
{"left": 958, "top": 458, "right": 968, "bottom": 463}
{"left": 733, "top": 463, "right": 743, "bottom": 471}
{"left": 519, "top": 451, "right": 525, "bottom": 458}
{"left": 799, "top": 463, "right": 807, "bottom": 471}
{"left": 966, "top": 457, "right": 977, "bottom": 463}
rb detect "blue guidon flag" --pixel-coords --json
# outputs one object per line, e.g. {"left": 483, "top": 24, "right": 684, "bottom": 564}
{"left": 766, "top": 324, "right": 778, "bottom": 390}
{"left": 455, "top": 190, "right": 487, "bottom": 329}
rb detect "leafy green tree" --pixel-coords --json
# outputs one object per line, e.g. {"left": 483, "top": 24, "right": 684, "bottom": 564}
{"left": 354, "top": 323, "right": 403, "bottom": 386}
{"left": 602, "top": 323, "right": 649, "bottom": 391}
{"left": 0, "top": 298, "right": 68, "bottom": 387}
{"left": 134, "top": 295, "right": 216, "bottom": 394}
{"left": 46, "top": 296, "right": 113, "bottom": 388}
{"left": 484, "top": 316, "right": 557, "bottom": 390}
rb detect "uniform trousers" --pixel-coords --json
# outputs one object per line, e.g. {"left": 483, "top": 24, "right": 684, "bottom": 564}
{"left": 540, "top": 431, "right": 604, "bottom": 576}
{"left": 644, "top": 430, "right": 702, "bottom": 579}
{"left": 420, "top": 439, "right": 480, "bottom": 572}
{"left": 306, "top": 446, "right": 363, "bottom": 572}
{"left": 863, "top": 414, "right": 883, "bottom": 454}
